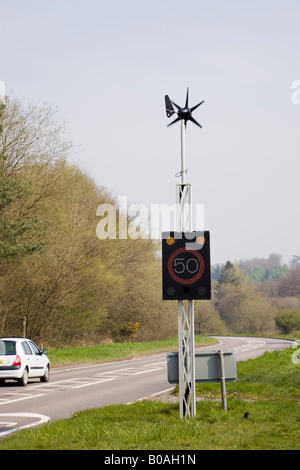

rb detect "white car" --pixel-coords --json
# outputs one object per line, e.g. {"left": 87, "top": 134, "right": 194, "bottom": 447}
{"left": 0, "top": 337, "right": 50, "bottom": 386}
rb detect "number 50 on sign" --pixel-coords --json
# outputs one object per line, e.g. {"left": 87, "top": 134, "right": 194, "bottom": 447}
{"left": 162, "top": 231, "right": 211, "bottom": 300}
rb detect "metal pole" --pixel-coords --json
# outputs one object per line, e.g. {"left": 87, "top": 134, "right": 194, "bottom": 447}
{"left": 189, "top": 299, "right": 196, "bottom": 417}
{"left": 177, "top": 119, "right": 196, "bottom": 418}
{"left": 218, "top": 350, "right": 227, "bottom": 411}
{"left": 177, "top": 300, "right": 184, "bottom": 419}
{"left": 180, "top": 120, "right": 187, "bottom": 184}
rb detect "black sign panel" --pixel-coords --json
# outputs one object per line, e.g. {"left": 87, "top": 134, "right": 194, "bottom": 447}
{"left": 162, "top": 231, "right": 211, "bottom": 300}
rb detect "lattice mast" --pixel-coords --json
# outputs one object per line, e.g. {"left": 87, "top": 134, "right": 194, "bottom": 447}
{"left": 165, "top": 88, "right": 204, "bottom": 418}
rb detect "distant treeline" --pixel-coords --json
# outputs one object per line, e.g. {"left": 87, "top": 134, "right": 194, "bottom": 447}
{"left": 212, "top": 253, "right": 292, "bottom": 283}
{"left": 196, "top": 259, "right": 300, "bottom": 336}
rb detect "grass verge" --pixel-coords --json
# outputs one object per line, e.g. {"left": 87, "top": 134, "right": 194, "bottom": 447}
{"left": 47, "top": 335, "right": 217, "bottom": 366}
{"left": 0, "top": 343, "right": 299, "bottom": 450}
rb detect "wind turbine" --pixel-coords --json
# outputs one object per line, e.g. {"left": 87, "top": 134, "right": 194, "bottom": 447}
{"left": 164, "top": 87, "right": 205, "bottom": 419}
{"left": 165, "top": 87, "right": 204, "bottom": 185}
{"left": 165, "top": 87, "right": 204, "bottom": 128}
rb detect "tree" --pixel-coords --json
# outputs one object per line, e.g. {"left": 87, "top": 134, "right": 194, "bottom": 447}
{"left": 0, "top": 95, "right": 70, "bottom": 262}
{"left": 194, "top": 301, "right": 227, "bottom": 335}
{"left": 215, "top": 261, "right": 242, "bottom": 297}
{"left": 216, "top": 285, "right": 275, "bottom": 334}
{"left": 0, "top": 96, "right": 70, "bottom": 175}
{"left": 275, "top": 310, "right": 300, "bottom": 334}
{"left": 0, "top": 170, "right": 45, "bottom": 260}
{"left": 277, "top": 266, "right": 300, "bottom": 297}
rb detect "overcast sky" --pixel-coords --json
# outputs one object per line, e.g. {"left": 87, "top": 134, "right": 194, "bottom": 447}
{"left": 1, "top": 0, "right": 299, "bottom": 265}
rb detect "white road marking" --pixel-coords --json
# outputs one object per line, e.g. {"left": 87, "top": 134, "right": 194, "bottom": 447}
{"left": 0, "top": 421, "right": 18, "bottom": 427}
{"left": 72, "top": 377, "right": 115, "bottom": 388}
{"left": 0, "top": 412, "right": 50, "bottom": 437}
{"left": 126, "top": 386, "right": 176, "bottom": 404}
{"left": 0, "top": 394, "right": 45, "bottom": 406}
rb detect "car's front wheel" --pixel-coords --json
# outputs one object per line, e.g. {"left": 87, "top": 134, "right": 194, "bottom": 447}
{"left": 18, "top": 367, "right": 28, "bottom": 386}
{"left": 40, "top": 365, "right": 50, "bottom": 383}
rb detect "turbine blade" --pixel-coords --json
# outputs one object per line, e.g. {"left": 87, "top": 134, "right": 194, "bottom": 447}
{"left": 165, "top": 95, "right": 175, "bottom": 117}
{"left": 189, "top": 116, "right": 202, "bottom": 128}
{"left": 185, "top": 87, "right": 189, "bottom": 108}
{"left": 167, "top": 117, "right": 181, "bottom": 127}
{"left": 171, "top": 100, "right": 181, "bottom": 110}
{"left": 190, "top": 100, "right": 205, "bottom": 112}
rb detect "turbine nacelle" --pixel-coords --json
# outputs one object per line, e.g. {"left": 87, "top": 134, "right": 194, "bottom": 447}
{"left": 177, "top": 107, "right": 192, "bottom": 121}
{"left": 165, "top": 87, "right": 204, "bottom": 128}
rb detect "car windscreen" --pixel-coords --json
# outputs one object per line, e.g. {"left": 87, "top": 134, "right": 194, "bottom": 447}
{"left": 0, "top": 341, "right": 16, "bottom": 356}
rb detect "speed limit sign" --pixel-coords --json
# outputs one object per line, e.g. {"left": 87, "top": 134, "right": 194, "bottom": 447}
{"left": 162, "top": 231, "right": 211, "bottom": 300}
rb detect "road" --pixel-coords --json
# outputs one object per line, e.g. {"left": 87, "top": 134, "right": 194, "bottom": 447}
{"left": 0, "top": 336, "right": 294, "bottom": 437}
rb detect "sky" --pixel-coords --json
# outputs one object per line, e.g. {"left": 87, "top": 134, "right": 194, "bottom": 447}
{"left": 0, "top": 0, "right": 299, "bottom": 265}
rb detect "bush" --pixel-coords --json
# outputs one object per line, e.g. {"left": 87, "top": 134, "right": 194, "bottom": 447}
{"left": 275, "top": 309, "right": 300, "bottom": 334}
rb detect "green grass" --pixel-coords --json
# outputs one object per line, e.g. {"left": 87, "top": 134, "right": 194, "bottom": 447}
{"left": 1, "top": 399, "right": 299, "bottom": 450}
{"left": 47, "top": 335, "right": 217, "bottom": 366}
{"left": 0, "top": 344, "right": 299, "bottom": 450}
{"left": 196, "top": 347, "right": 300, "bottom": 401}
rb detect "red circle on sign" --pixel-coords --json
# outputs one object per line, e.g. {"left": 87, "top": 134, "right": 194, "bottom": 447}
{"left": 167, "top": 248, "right": 205, "bottom": 285}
